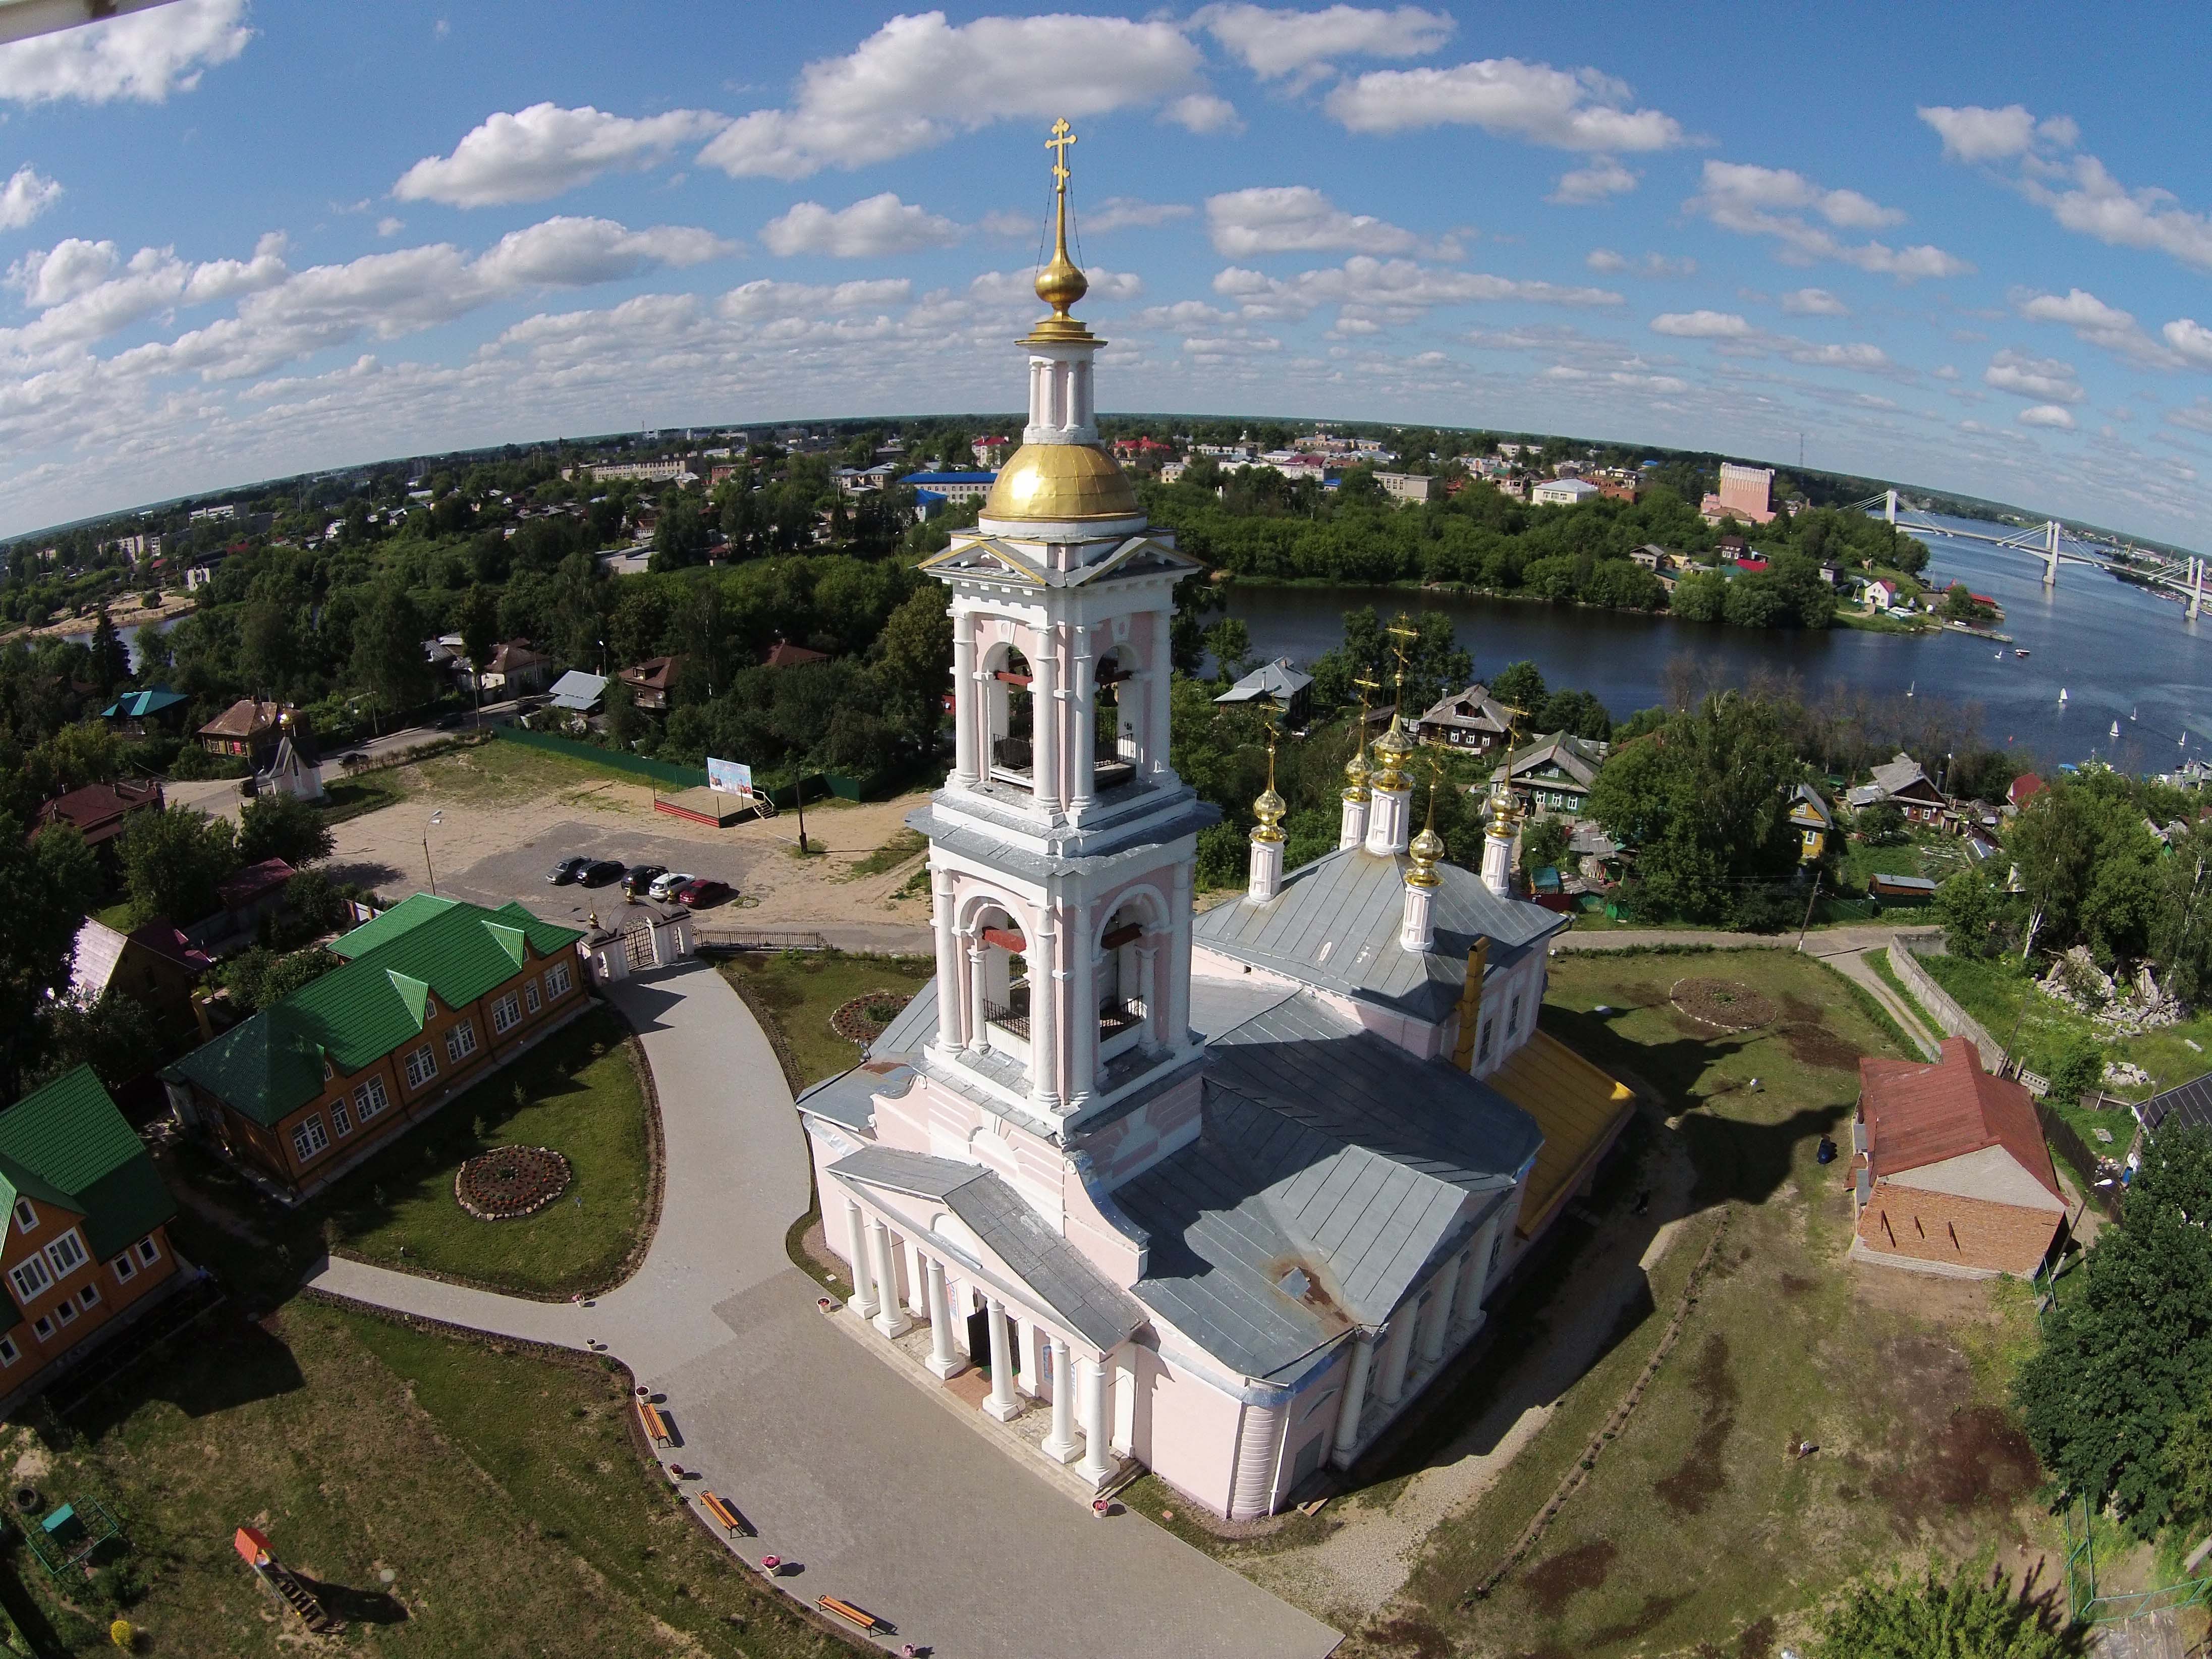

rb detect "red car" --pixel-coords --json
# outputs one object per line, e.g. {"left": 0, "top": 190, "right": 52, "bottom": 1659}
{"left": 675, "top": 878, "right": 734, "bottom": 909}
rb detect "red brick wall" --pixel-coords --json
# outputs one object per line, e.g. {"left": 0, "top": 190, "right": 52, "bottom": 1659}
{"left": 0, "top": 1203, "right": 178, "bottom": 1380}
{"left": 1856, "top": 1180, "right": 2060, "bottom": 1277}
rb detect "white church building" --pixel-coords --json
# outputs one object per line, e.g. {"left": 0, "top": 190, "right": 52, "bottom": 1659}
{"left": 796, "top": 134, "right": 1636, "bottom": 1521}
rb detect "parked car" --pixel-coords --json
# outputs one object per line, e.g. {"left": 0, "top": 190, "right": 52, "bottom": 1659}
{"left": 647, "top": 870, "right": 697, "bottom": 902}
{"left": 675, "top": 878, "right": 734, "bottom": 909}
{"left": 622, "top": 863, "right": 666, "bottom": 898}
{"left": 578, "top": 858, "right": 626, "bottom": 888}
{"left": 546, "top": 856, "right": 590, "bottom": 885}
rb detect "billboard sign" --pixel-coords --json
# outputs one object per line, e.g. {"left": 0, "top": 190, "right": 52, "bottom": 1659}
{"left": 706, "top": 757, "right": 753, "bottom": 796}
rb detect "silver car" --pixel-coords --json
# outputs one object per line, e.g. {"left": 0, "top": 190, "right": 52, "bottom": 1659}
{"left": 647, "top": 870, "right": 696, "bottom": 902}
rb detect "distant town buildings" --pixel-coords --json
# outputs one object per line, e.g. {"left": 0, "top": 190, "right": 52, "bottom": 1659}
{"left": 1374, "top": 472, "right": 1439, "bottom": 504}
{"left": 1701, "top": 462, "right": 1777, "bottom": 526}
{"left": 1530, "top": 477, "right": 1600, "bottom": 508}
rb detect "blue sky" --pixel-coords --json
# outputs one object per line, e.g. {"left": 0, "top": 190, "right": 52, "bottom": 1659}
{"left": 4, "top": 1, "right": 2212, "bottom": 545}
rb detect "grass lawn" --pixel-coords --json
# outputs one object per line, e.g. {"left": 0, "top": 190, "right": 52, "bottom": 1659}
{"left": 0, "top": 1273, "right": 837, "bottom": 1657}
{"left": 92, "top": 899, "right": 134, "bottom": 930}
{"left": 316, "top": 768, "right": 409, "bottom": 825}
{"left": 1359, "top": 949, "right": 2061, "bottom": 1656}
{"left": 405, "top": 739, "right": 647, "bottom": 808}
{"left": 311, "top": 1006, "right": 653, "bottom": 1297}
{"left": 838, "top": 826, "right": 926, "bottom": 881}
{"left": 1921, "top": 948, "right": 2212, "bottom": 1099}
{"left": 716, "top": 951, "right": 934, "bottom": 1086}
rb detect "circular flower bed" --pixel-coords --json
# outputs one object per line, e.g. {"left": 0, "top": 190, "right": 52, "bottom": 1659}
{"left": 1670, "top": 978, "right": 1777, "bottom": 1032}
{"left": 455, "top": 1146, "right": 572, "bottom": 1221}
{"left": 830, "top": 989, "right": 915, "bottom": 1046}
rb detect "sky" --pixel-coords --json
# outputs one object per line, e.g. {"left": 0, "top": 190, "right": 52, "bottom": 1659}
{"left": 3, "top": 2, "right": 2212, "bottom": 546}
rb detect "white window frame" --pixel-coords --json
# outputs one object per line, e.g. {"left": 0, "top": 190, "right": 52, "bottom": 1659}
{"left": 491, "top": 993, "right": 521, "bottom": 1035}
{"left": 136, "top": 1238, "right": 159, "bottom": 1267}
{"left": 112, "top": 1252, "right": 135, "bottom": 1285}
{"left": 43, "top": 1229, "right": 86, "bottom": 1281}
{"left": 31, "top": 1315, "right": 50, "bottom": 1341}
{"left": 11, "top": 1198, "right": 33, "bottom": 1234}
{"left": 523, "top": 979, "right": 540, "bottom": 1014}
{"left": 330, "top": 1096, "right": 352, "bottom": 1137}
{"left": 8, "top": 1254, "right": 50, "bottom": 1305}
{"left": 404, "top": 1045, "right": 438, "bottom": 1089}
{"left": 354, "top": 1075, "right": 390, "bottom": 1121}
{"left": 544, "top": 962, "right": 572, "bottom": 999}
{"left": 291, "top": 1114, "right": 330, "bottom": 1163}
{"left": 445, "top": 1020, "right": 479, "bottom": 1064}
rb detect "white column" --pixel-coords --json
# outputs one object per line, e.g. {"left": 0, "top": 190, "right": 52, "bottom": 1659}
{"left": 1137, "top": 943, "right": 1163, "bottom": 1053}
{"left": 984, "top": 1296, "right": 1020, "bottom": 1420}
{"left": 1041, "top": 1335, "right": 1080, "bottom": 1463}
{"left": 1068, "top": 632, "right": 1095, "bottom": 815}
{"left": 1166, "top": 862, "right": 1193, "bottom": 1050}
{"left": 932, "top": 871, "right": 962, "bottom": 1051}
{"left": 1482, "top": 821, "right": 1514, "bottom": 898}
{"left": 925, "top": 1256, "right": 964, "bottom": 1378}
{"left": 867, "top": 1218, "right": 909, "bottom": 1338}
{"left": 1375, "top": 1310, "right": 1415, "bottom": 1405}
{"left": 1340, "top": 791, "right": 1370, "bottom": 850}
{"left": 1077, "top": 1352, "right": 1114, "bottom": 1485}
{"left": 1031, "top": 631, "right": 1061, "bottom": 815}
{"left": 844, "top": 1199, "right": 878, "bottom": 1320}
{"left": 1247, "top": 833, "right": 1284, "bottom": 903}
{"left": 1450, "top": 1246, "right": 1482, "bottom": 1333}
{"left": 1330, "top": 1333, "right": 1374, "bottom": 1468}
{"left": 903, "top": 1236, "right": 928, "bottom": 1315}
{"left": 965, "top": 934, "right": 990, "bottom": 1055}
{"left": 1148, "top": 609, "right": 1175, "bottom": 781}
{"left": 1365, "top": 783, "right": 1411, "bottom": 856}
{"left": 1029, "top": 918, "right": 1062, "bottom": 1115}
{"left": 1420, "top": 1265, "right": 1459, "bottom": 1367}
{"left": 951, "top": 622, "right": 978, "bottom": 787}
{"left": 1069, "top": 898, "right": 1096, "bottom": 1110}
{"left": 1400, "top": 879, "right": 1435, "bottom": 953}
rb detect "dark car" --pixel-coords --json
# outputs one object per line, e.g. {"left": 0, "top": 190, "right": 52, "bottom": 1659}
{"left": 622, "top": 863, "right": 667, "bottom": 898}
{"left": 675, "top": 878, "right": 734, "bottom": 909}
{"left": 579, "top": 859, "right": 626, "bottom": 888}
{"left": 546, "top": 856, "right": 590, "bottom": 885}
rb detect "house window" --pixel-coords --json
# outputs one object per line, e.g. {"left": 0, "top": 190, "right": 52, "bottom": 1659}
{"left": 330, "top": 1098, "right": 352, "bottom": 1137}
{"left": 354, "top": 1075, "right": 390, "bottom": 1121}
{"left": 291, "top": 1115, "right": 330, "bottom": 1163}
{"left": 404, "top": 1046, "right": 438, "bottom": 1089}
{"left": 1508, "top": 992, "right": 1523, "bottom": 1036}
{"left": 113, "top": 1252, "right": 135, "bottom": 1285}
{"left": 52, "top": 1297, "right": 75, "bottom": 1326}
{"left": 523, "top": 980, "right": 541, "bottom": 1014}
{"left": 0, "top": 1336, "right": 18, "bottom": 1366}
{"left": 544, "top": 962, "right": 573, "bottom": 999}
{"left": 11, "top": 1199, "right": 33, "bottom": 1234}
{"left": 77, "top": 1285, "right": 98, "bottom": 1312}
{"left": 8, "top": 1255, "right": 50, "bottom": 1305}
{"left": 491, "top": 993, "right": 521, "bottom": 1035}
{"left": 44, "top": 1230, "right": 86, "bottom": 1280}
{"left": 136, "top": 1238, "right": 159, "bottom": 1267}
{"left": 445, "top": 1021, "right": 479, "bottom": 1064}
{"left": 31, "top": 1316, "right": 50, "bottom": 1342}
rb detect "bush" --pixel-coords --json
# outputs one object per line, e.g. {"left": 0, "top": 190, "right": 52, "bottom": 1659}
{"left": 2042, "top": 1032, "right": 2107, "bottom": 1102}
{"left": 1816, "top": 1564, "right": 2081, "bottom": 1657}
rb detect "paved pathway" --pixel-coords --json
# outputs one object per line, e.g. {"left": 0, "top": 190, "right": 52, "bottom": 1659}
{"left": 1554, "top": 921, "right": 1941, "bottom": 959}
{"left": 1828, "top": 948, "right": 1945, "bottom": 1060}
{"left": 305, "top": 961, "right": 1338, "bottom": 1658}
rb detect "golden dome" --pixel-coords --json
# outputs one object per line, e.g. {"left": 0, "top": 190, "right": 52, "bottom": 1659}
{"left": 1252, "top": 782, "right": 1287, "bottom": 843}
{"left": 1407, "top": 821, "right": 1445, "bottom": 887}
{"left": 982, "top": 441, "right": 1140, "bottom": 521}
{"left": 1371, "top": 715, "right": 1415, "bottom": 792}
{"left": 1487, "top": 785, "right": 1521, "bottom": 837}
{"left": 1342, "top": 742, "right": 1371, "bottom": 803}
{"left": 1036, "top": 247, "right": 1088, "bottom": 316}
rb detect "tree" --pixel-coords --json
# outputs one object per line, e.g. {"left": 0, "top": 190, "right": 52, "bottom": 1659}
{"left": 35, "top": 991, "right": 164, "bottom": 1093}
{"left": 1669, "top": 569, "right": 1726, "bottom": 622}
{"left": 1203, "top": 618, "right": 1255, "bottom": 685}
{"left": 237, "top": 792, "right": 335, "bottom": 868}
{"left": 121, "top": 806, "right": 238, "bottom": 927}
{"left": 1815, "top": 1565, "right": 2081, "bottom": 1658}
{"left": 456, "top": 583, "right": 501, "bottom": 682}
{"left": 349, "top": 582, "right": 433, "bottom": 729}
{"left": 1936, "top": 867, "right": 2001, "bottom": 958}
{"left": 1490, "top": 659, "right": 1547, "bottom": 720}
{"left": 0, "top": 817, "right": 103, "bottom": 1098}
{"left": 602, "top": 678, "right": 643, "bottom": 750}
{"left": 219, "top": 945, "right": 340, "bottom": 1014}
{"left": 1521, "top": 814, "right": 1570, "bottom": 878}
{"left": 873, "top": 585, "right": 954, "bottom": 745}
{"left": 2015, "top": 1126, "right": 2212, "bottom": 1538}
{"left": 86, "top": 607, "right": 129, "bottom": 695}
{"left": 1858, "top": 799, "right": 1907, "bottom": 845}
{"left": 2044, "top": 1032, "right": 2107, "bottom": 1103}
{"left": 1537, "top": 688, "right": 1612, "bottom": 741}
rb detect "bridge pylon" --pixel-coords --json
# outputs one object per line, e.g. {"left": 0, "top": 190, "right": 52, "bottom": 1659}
{"left": 2191, "top": 556, "right": 2204, "bottom": 621}
{"left": 2043, "top": 520, "right": 2059, "bottom": 588}
{"left": 1885, "top": 488, "right": 1898, "bottom": 525}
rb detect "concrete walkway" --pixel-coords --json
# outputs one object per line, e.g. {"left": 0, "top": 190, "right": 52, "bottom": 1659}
{"left": 1555, "top": 921, "right": 1941, "bottom": 959}
{"left": 1828, "top": 949, "right": 1945, "bottom": 1060}
{"left": 305, "top": 961, "right": 1338, "bottom": 1658}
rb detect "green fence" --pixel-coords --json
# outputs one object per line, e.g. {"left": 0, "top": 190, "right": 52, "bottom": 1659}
{"left": 492, "top": 726, "right": 708, "bottom": 790}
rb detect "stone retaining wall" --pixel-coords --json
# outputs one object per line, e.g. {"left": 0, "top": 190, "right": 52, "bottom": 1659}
{"left": 1888, "top": 943, "right": 2049, "bottom": 1096}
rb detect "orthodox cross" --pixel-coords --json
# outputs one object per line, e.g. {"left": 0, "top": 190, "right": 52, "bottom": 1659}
{"left": 1385, "top": 615, "right": 1420, "bottom": 706}
{"left": 1046, "top": 118, "right": 1076, "bottom": 193}
{"left": 1351, "top": 672, "right": 1380, "bottom": 744}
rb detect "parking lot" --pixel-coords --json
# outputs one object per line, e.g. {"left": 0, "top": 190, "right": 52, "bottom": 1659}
{"left": 432, "top": 818, "right": 761, "bottom": 929}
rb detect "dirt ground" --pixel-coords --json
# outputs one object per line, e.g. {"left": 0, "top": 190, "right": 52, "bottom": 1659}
{"left": 318, "top": 747, "right": 937, "bottom": 946}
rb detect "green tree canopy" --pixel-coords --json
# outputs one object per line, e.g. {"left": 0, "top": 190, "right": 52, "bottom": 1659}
{"left": 1815, "top": 1565, "right": 2081, "bottom": 1658}
{"left": 122, "top": 806, "right": 238, "bottom": 928}
{"left": 0, "top": 817, "right": 103, "bottom": 1097}
{"left": 237, "top": 792, "right": 335, "bottom": 869}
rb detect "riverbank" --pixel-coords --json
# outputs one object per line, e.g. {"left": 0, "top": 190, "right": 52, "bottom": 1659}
{"left": 3, "top": 589, "right": 195, "bottom": 646}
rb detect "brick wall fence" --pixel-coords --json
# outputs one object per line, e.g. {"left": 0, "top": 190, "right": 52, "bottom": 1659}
{"left": 1887, "top": 942, "right": 2051, "bottom": 1096}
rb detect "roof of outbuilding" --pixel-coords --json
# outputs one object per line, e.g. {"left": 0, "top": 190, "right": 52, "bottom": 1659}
{"left": 166, "top": 898, "right": 581, "bottom": 1126}
{"left": 1491, "top": 732, "right": 1609, "bottom": 790}
{"left": 1415, "top": 683, "right": 1514, "bottom": 732}
{"left": 1192, "top": 844, "right": 1565, "bottom": 1024}
{"left": 1214, "top": 657, "right": 1313, "bottom": 705}
{"left": 198, "top": 698, "right": 292, "bottom": 739}
{"left": 0, "top": 1066, "right": 175, "bottom": 1263}
{"left": 99, "top": 687, "right": 187, "bottom": 720}
{"left": 546, "top": 671, "right": 606, "bottom": 710}
{"left": 1859, "top": 1036, "right": 2061, "bottom": 1201}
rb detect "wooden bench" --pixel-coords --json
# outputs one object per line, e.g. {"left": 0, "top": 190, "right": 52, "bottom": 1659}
{"left": 815, "top": 1595, "right": 883, "bottom": 1632}
{"left": 699, "top": 1491, "right": 751, "bottom": 1536}
{"left": 636, "top": 1398, "right": 671, "bottom": 1447}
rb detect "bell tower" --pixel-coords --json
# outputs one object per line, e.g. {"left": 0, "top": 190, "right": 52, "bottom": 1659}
{"left": 909, "top": 119, "right": 1219, "bottom": 1132}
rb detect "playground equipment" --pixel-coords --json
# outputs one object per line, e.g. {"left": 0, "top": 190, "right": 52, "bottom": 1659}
{"left": 233, "top": 1526, "right": 342, "bottom": 1636}
{"left": 19, "top": 1497, "right": 120, "bottom": 1576}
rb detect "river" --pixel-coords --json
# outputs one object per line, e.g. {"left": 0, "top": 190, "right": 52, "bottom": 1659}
{"left": 1222, "top": 512, "right": 2212, "bottom": 773}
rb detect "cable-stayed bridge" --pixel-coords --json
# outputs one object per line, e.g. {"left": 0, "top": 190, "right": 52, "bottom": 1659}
{"left": 1851, "top": 489, "right": 2208, "bottom": 615}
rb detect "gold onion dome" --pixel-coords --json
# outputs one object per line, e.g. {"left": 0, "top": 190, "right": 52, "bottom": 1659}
{"left": 1371, "top": 716, "right": 1414, "bottom": 791}
{"left": 1252, "top": 782, "right": 1287, "bottom": 843}
{"left": 1407, "top": 821, "right": 1446, "bottom": 887}
{"left": 1342, "top": 742, "right": 1371, "bottom": 803}
{"left": 982, "top": 442, "right": 1139, "bottom": 521}
{"left": 1487, "top": 785, "right": 1520, "bottom": 836}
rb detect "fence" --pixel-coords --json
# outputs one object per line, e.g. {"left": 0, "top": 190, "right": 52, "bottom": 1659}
{"left": 692, "top": 927, "right": 831, "bottom": 954}
{"left": 1887, "top": 942, "right": 2009, "bottom": 1073}
{"left": 2036, "top": 1102, "right": 2122, "bottom": 1220}
{"left": 488, "top": 727, "right": 870, "bottom": 806}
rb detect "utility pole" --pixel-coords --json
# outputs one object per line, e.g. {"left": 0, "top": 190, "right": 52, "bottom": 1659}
{"left": 422, "top": 810, "right": 443, "bottom": 895}
{"left": 793, "top": 774, "right": 810, "bottom": 856}
{"left": 1796, "top": 868, "right": 1823, "bottom": 952}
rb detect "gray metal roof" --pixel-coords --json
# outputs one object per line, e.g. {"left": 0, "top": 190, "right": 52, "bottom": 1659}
{"left": 869, "top": 978, "right": 940, "bottom": 1058}
{"left": 1215, "top": 657, "right": 1313, "bottom": 705}
{"left": 547, "top": 670, "right": 606, "bottom": 710}
{"left": 1191, "top": 845, "right": 1565, "bottom": 1024}
{"left": 1490, "top": 731, "right": 1608, "bottom": 790}
{"left": 796, "top": 1061, "right": 911, "bottom": 1132}
{"left": 829, "top": 1145, "right": 1144, "bottom": 1350}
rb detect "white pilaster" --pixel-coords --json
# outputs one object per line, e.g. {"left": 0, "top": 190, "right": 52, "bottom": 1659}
{"left": 951, "top": 625, "right": 978, "bottom": 787}
{"left": 1376, "top": 1310, "right": 1415, "bottom": 1405}
{"left": 1481, "top": 822, "right": 1514, "bottom": 897}
{"left": 964, "top": 935, "right": 990, "bottom": 1056}
{"left": 1077, "top": 1352, "right": 1114, "bottom": 1485}
{"left": 984, "top": 1296, "right": 1021, "bottom": 1420}
{"left": 1029, "top": 918, "right": 1061, "bottom": 1115}
{"left": 1069, "top": 897, "right": 1096, "bottom": 1109}
{"left": 932, "top": 871, "right": 962, "bottom": 1051}
{"left": 1041, "top": 1336, "right": 1081, "bottom": 1463}
{"left": 1168, "top": 861, "right": 1193, "bottom": 1049}
{"left": 925, "top": 1256, "right": 964, "bottom": 1378}
{"left": 1247, "top": 833, "right": 1284, "bottom": 903}
{"left": 1419, "top": 1264, "right": 1458, "bottom": 1367}
{"left": 1031, "top": 632, "right": 1061, "bottom": 815}
{"left": 1148, "top": 608, "right": 1174, "bottom": 781}
{"left": 844, "top": 1199, "right": 878, "bottom": 1320}
{"left": 1068, "top": 631, "right": 1095, "bottom": 816}
{"left": 867, "top": 1218, "right": 909, "bottom": 1338}
{"left": 1339, "top": 792, "right": 1370, "bottom": 850}
{"left": 1365, "top": 783, "right": 1412, "bottom": 856}
{"left": 1330, "top": 1333, "right": 1374, "bottom": 1468}
{"left": 1400, "top": 878, "right": 1435, "bottom": 953}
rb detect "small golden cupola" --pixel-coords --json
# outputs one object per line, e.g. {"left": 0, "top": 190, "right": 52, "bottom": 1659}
{"left": 1408, "top": 777, "right": 1446, "bottom": 889}
{"left": 1370, "top": 714, "right": 1415, "bottom": 794}
{"left": 979, "top": 117, "right": 1141, "bottom": 527}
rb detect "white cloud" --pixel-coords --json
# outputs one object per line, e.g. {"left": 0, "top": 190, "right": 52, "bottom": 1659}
{"left": 1204, "top": 186, "right": 1440, "bottom": 257}
{"left": 1323, "top": 57, "right": 1684, "bottom": 152}
{"left": 1918, "top": 103, "right": 2040, "bottom": 163}
{"left": 1648, "top": 309, "right": 1904, "bottom": 378}
{"left": 1082, "top": 197, "right": 1194, "bottom": 234}
{"left": 1159, "top": 92, "right": 1242, "bottom": 134}
{"left": 2162, "top": 317, "right": 2212, "bottom": 370}
{"left": 376, "top": 217, "right": 405, "bottom": 239}
{"left": 1686, "top": 160, "right": 1968, "bottom": 281}
{"left": 762, "top": 194, "right": 962, "bottom": 258}
{"left": 1129, "top": 299, "right": 1239, "bottom": 330}
{"left": 1195, "top": 4, "right": 1453, "bottom": 81}
{"left": 2018, "top": 403, "right": 2075, "bottom": 429}
{"left": 1586, "top": 249, "right": 1693, "bottom": 278}
{"left": 1548, "top": 157, "right": 1637, "bottom": 205}
{"left": 1650, "top": 310, "right": 1751, "bottom": 338}
{"left": 966, "top": 266, "right": 1142, "bottom": 307}
{"left": 0, "top": 165, "right": 62, "bottom": 231}
{"left": 1218, "top": 255, "right": 1620, "bottom": 324}
{"left": 2011, "top": 286, "right": 2177, "bottom": 369}
{"left": 1780, "top": 287, "right": 1848, "bottom": 316}
{"left": 2167, "top": 400, "right": 2212, "bottom": 436}
{"left": 1983, "top": 347, "right": 2083, "bottom": 403}
{"left": 393, "top": 103, "right": 732, "bottom": 207}
{"left": 471, "top": 217, "right": 732, "bottom": 289}
{"left": 9, "top": 237, "right": 118, "bottom": 306}
{"left": 698, "top": 12, "right": 1206, "bottom": 179}
{"left": 0, "top": 0, "right": 249, "bottom": 103}
{"left": 716, "top": 277, "right": 912, "bottom": 324}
